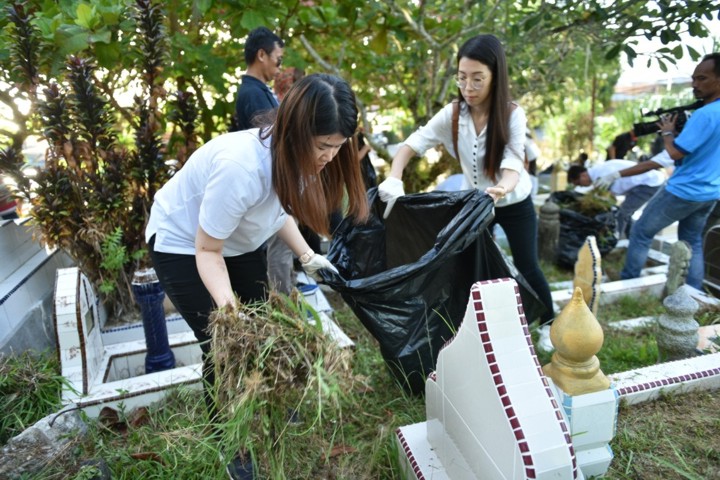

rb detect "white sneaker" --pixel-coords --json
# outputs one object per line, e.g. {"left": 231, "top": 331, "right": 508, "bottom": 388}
{"left": 537, "top": 324, "right": 554, "bottom": 352}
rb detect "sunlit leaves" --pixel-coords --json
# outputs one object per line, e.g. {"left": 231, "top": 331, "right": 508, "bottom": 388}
{"left": 75, "top": 3, "right": 100, "bottom": 30}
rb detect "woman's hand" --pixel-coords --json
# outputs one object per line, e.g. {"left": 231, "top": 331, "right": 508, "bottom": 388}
{"left": 378, "top": 177, "right": 405, "bottom": 218}
{"left": 485, "top": 169, "right": 520, "bottom": 203}
{"left": 485, "top": 184, "right": 508, "bottom": 203}
{"left": 301, "top": 253, "right": 338, "bottom": 279}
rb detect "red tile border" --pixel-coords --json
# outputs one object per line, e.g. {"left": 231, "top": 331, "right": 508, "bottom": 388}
{"left": 615, "top": 367, "right": 720, "bottom": 397}
{"left": 395, "top": 428, "right": 425, "bottom": 480}
{"left": 471, "top": 278, "right": 579, "bottom": 479}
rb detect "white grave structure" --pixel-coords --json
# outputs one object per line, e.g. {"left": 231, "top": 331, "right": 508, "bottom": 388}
{"left": 397, "top": 243, "right": 720, "bottom": 479}
{"left": 53, "top": 267, "right": 353, "bottom": 418}
{"left": 397, "top": 278, "right": 583, "bottom": 480}
{"left": 54, "top": 267, "right": 203, "bottom": 418}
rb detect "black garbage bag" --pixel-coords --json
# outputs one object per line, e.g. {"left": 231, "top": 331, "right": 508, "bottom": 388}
{"left": 550, "top": 191, "right": 618, "bottom": 268}
{"left": 319, "top": 188, "right": 545, "bottom": 395}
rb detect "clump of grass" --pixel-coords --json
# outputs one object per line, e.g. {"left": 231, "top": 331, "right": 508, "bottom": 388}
{"left": 0, "top": 350, "right": 65, "bottom": 444}
{"left": 209, "top": 291, "right": 358, "bottom": 477}
{"left": 598, "top": 326, "right": 660, "bottom": 374}
{"left": 608, "top": 390, "right": 720, "bottom": 479}
{"left": 598, "top": 294, "right": 667, "bottom": 323}
{"left": 575, "top": 188, "right": 617, "bottom": 217}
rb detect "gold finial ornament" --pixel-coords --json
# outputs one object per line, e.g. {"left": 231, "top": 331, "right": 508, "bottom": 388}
{"left": 542, "top": 287, "right": 610, "bottom": 395}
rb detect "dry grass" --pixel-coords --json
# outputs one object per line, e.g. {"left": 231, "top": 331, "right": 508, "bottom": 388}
{"left": 209, "top": 291, "right": 363, "bottom": 477}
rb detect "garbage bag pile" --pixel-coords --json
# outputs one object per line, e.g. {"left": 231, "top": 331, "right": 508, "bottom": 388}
{"left": 550, "top": 191, "right": 618, "bottom": 269}
{"left": 320, "top": 188, "right": 544, "bottom": 395}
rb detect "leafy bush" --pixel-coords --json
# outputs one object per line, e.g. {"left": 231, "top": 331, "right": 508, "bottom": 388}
{"left": 0, "top": 1, "right": 198, "bottom": 317}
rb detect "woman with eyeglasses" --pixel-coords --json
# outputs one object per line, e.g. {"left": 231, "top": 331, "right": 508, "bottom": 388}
{"left": 378, "top": 34, "right": 555, "bottom": 326}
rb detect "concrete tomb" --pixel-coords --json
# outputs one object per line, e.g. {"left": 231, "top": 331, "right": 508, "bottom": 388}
{"left": 54, "top": 267, "right": 203, "bottom": 418}
{"left": 52, "top": 267, "right": 352, "bottom": 418}
{"left": 396, "top": 267, "right": 720, "bottom": 478}
{"left": 0, "top": 218, "right": 73, "bottom": 355}
{"left": 397, "top": 278, "right": 584, "bottom": 479}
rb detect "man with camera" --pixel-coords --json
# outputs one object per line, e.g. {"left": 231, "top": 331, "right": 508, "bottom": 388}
{"left": 619, "top": 52, "right": 720, "bottom": 291}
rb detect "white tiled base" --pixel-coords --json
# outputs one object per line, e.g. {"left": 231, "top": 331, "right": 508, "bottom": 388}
{"left": 609, "top": 352, "right": 720, "bottom": 405}
{"left": 399, "top": 279, "right": 582, "bottom": 480}
{"left": 552, "top": 274, "right": 666, "bottom": 308}
{"left": 67, "top": 364, "right": 203, "bottom": 418}
{"left": 396, "top": 422, "right": 452, "bottom": 480}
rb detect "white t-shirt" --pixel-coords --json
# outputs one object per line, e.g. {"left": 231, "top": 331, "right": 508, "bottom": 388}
{"left": 588, "top": 159, "right": 666, "bottom": 195}
{"left": 403, "top": 102, "right": 532, "bottom": 206}
{"left": 146, "top": 129, "right": 287, "bottom": 256}
{"left": 648, "top": 149, "right": 673, "bottom": 169}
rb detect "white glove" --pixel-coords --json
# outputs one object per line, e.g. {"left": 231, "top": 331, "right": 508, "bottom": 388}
{"left": 378, "top": 177, "right": 405, "bottom": 219}
{"left": 301, "top": 253, "right": 338, "bottom": 279}
{"left": 594, "top": 170, "right": 620, "bottom": 189}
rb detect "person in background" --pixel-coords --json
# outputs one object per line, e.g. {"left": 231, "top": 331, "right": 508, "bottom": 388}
{"left": 606, "top": 130, "right": 638, "bottom": 160}
{"left": 146, "top": 74, "right": 370, "bottom": 479}
{"left": 273, "top": 66, "right": 305, "bottom": 102}
{"left": 233, "top": 27, "right": 284, "bottom": 132}
{"left": 567, "top": 159, "right": 666, "bottom": 239}
{"left": 232, "top": 27, "right": 294, "bottom": 293}
{"left": 620, "top": 52, "right": 720, "bottom": 290}
{"left": 594, "top": 137, "right": 673, "bottom": 188}
{"left": 378, "top": 34, "right": 555, "bottom": 328}
{"left": 524, "top": 128, "right": 540, "bottom": 196}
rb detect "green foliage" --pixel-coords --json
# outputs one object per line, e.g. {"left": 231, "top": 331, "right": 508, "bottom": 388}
{"left": 1, "top": 0, "right": 716, "bottom": 174}
{"left": 0, "top": 351, "right": 65, "bottom": 444}
{"left": 1, "top": 1, "right": 198, "bottom": 316}
{"left": 608, "top": 390, "right": 720, "bottom": 479}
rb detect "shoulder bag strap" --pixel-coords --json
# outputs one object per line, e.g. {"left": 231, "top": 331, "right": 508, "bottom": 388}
{"left": 452, "top": 99, "right": 460, "bottom": 163}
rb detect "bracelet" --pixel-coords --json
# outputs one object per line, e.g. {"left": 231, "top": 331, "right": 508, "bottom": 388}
{"left": 299, "top": 249, "right": 315, "bottom": 264}
{"left": 661, "top": 131, "right": 674, "bottom": 137}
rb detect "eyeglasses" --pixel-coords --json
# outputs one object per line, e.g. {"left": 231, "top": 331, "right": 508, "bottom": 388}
{"left": 264, "top": 49, "right": 283, "bottom": 67}
{"left": 455, "top": 77, "right": 486, "bottom": 90}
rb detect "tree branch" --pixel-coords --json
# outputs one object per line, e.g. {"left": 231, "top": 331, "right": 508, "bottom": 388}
{"left": 388, "top": 1, "right": 439, "bottom": 48}
{"left": 96, "top": 78, "right": 136, "bottom": 127}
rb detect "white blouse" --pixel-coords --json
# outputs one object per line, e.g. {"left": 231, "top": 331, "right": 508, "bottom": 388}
{"left": 403, "top": 102, "right": 532, "bottom": 206}
{"left": 146, "top": 129, "right": 287, "bottom": 256}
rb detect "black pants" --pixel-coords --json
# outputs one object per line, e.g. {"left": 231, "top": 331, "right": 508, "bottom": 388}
{"left": 148, "top": 236, "right": 268, "bottom": 412}
{"left": 492, "top": 196, "right": 555, "bottom": 324}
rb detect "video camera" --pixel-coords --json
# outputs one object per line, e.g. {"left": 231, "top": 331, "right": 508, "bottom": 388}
{"left": 632, "top": 100, "right": 704, "bottom": 137}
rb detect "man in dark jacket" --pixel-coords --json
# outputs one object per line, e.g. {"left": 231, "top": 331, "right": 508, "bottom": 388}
{"left": 233, "top": 27, "right": 284, "bottom": 131}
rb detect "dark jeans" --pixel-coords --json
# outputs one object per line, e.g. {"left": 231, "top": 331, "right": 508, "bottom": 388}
{"left": 492, "top": 195, "right": 555, "bottom": 324}
{"left": 148, "top": 236, "right": 268, "bottom": 413}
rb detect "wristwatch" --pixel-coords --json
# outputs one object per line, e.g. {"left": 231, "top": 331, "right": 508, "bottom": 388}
{"left": 299, "top": 249, "right": 315, "bottom": 264}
